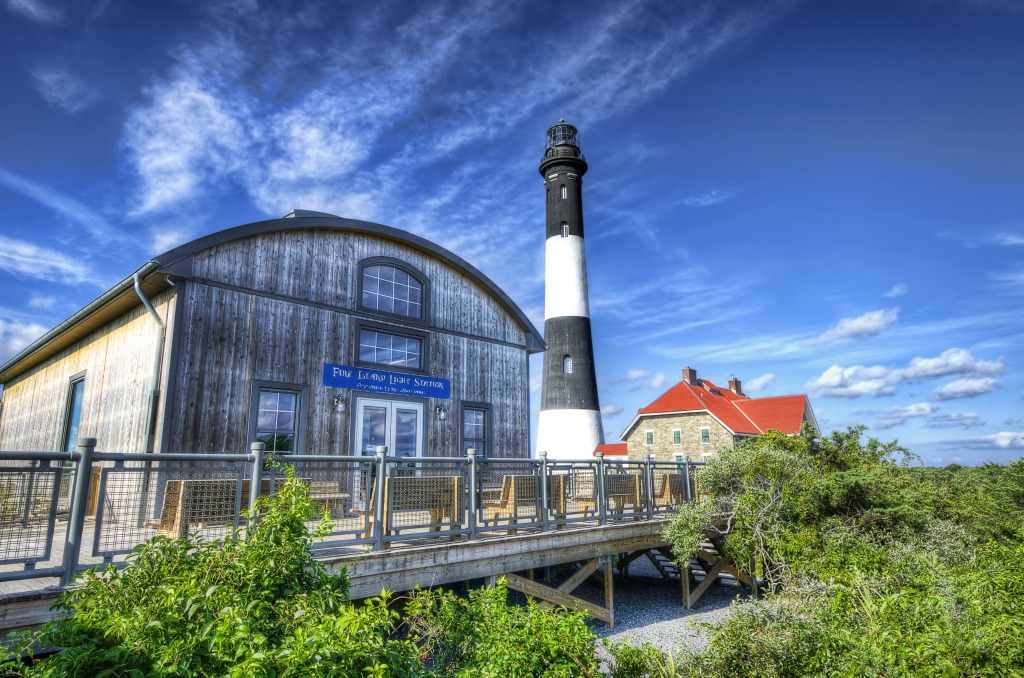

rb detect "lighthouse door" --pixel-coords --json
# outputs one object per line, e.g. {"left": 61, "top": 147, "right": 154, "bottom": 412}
{"left": 354, "top": 398, "right": 424, "bottom": 459}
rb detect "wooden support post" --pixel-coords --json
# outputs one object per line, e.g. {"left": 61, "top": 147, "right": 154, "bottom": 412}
{"left": 750, "top": 555, "right": 759, "bottom": 597}
{"left": 682, "top": 561, "right": 692, "bottom": 609}
{"left": 539, "top": 559, "right": 602, "bottom": 610}
{"left": 602, "top": 555, "right": 615, "bottom": 628}
{"left": 504, "top": 573, "right": 612, "bottom": 625}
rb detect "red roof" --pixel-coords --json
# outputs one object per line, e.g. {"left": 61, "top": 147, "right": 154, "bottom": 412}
{"left": 595, "top": 443, "right": 628, "bottom": 456}
{"left": 628, "top": 376, "right": 810, "bottom": 437}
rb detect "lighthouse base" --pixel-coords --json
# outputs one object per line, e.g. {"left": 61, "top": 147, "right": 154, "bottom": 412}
{"left": 536, "top": 409, "right": 604, "bottom": 460}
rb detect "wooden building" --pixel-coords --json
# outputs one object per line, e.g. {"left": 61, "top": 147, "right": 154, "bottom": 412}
{"left": 0, "top": 211, "right": 544, "bottom": 459}
{"left": 619, "top": 367, "right": 818, "bottom": 461}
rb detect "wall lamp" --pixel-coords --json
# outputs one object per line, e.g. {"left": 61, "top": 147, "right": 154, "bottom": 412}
{"left": 435, "top": 405, "right": 448, "bottom": 421}
{"left": 333, "top": 395, "right": 347, "bottom": 414}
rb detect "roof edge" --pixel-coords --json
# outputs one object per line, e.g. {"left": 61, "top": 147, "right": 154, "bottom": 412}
{"left": 0, "top": 261, "right": 160, "bottom": 384}
{"left": 153, "top": 213, "right": 545, "bottom": 353}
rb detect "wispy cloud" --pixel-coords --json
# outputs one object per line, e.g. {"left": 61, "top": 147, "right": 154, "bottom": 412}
{"left": 875, "top": 402, "right": 938, "bottom": 429}
{"left": 27, "top": 294, "right": 56, "bottom": 310}
{"left": 932, "top": 377, "right": 999, "bottom": 400}
{"left": 5, "top": 0, "right": 62, "bottom": 24}
{"left": 805, "top": 308, "right": 899, "bottom": 346}
{"left": 959, "top": 431, "right": 1024, "bottom": 451}
{"left": 0, "top": 166, "right": 125, "bottom": 245}
{"left": 926, "top": 411, "right": 983, "bottom": 428}
{"left": 0, "top": 236, "right": 104, "bottom": 287}
{"left": 991, "top": 231, "right": 1024, "bottom": 245}
{"left": 601, "top": 404, "right": 624, "bottom": 417}
{"left": 31, "top": 68, "right": 97, "bottom": 113}
{"left": 0, "top": 319, "right": 49, "bottom": 363}
{"left": 883, "top": 283, "right": 907, "bottom": 298}
{"left": 682, "top": 189, "right": 735, "bottom": 207}
{"left": 744, "top": 373, "right": 775, "bottom": 392}
{"left": 807, "top": 348, "right": 1005, "bottom": 398}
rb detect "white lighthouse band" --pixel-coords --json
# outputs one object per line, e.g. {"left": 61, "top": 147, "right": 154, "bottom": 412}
{"left": 536, "top": 409, "right": 604, "bottom": 459}
{"left": 544, "top": 235, "right": 591, "bottom": 320}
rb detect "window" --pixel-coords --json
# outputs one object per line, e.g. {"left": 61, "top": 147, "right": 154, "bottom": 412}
{"left": 61, "top": 374, "right": 86, "bottom": 453}
{"left": 561, "top": 222, "right": 569, "bottom": 238}
{"left": 461, "top": 403, "right": 490, "bottom": 456}
{"left": 361, "top": 263, "right": 424, "bottom": 319}
{"left": 562, "top": 355, "right": 572, "bottom": 373}
{"left": 672, "top": 429, "right": 681, "bottom": 445}
{"left": 253, "top": 386, "right": 303, "bottom": 454}
{"left": 700, "top": 427, "right": 710, "bottom": 444}
{"left": 645, "top": 430, "right": 654, "bottom": 446}
{"left": 560, "top": 184, "right": 567, "bottom": 199}
{"left": 358, "top": 328, "right": 423, "bottom": 369}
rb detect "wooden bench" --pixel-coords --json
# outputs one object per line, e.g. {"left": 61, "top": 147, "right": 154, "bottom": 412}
{"left": 654, "top": 472, "right": 685, "bottom": 507}
{"left": 482, "top": 474, "right": 567, "bottom": 532}
{"left": 358, "top": 475, "right": 463, "bottom": 540}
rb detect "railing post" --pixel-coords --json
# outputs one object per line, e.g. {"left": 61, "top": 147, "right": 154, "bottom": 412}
{"left": 61, "top": 438, "right": 95, "bottom": 587}
{"left": 683, "top": 460, "right": 693, "bottom": 503}
{"left": 538, "top": 451, "right": 549, "bottom": 532}
{"left": 596, "top": 451, "right": 607, "bottom": 525}
{"left": 372, "top": 446, "right": 387, "bottom": 551}
{"left": 645, "top": 453, "right": 655, "bottom": 519}
{"left": 249, "top": 441, "right": 265, "bottom": 513}
{"left": 467, "top": 448, "right": 478, "bottom": 540}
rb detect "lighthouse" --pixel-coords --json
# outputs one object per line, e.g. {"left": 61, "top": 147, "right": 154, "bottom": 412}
{"left": 535, "top": 120, "right": 604, "bottom": 459}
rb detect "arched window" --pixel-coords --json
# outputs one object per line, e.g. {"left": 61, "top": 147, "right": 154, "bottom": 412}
{"left": 561, "top": 222, "right": 569, "bottom": 238}
{"left": 563, "top": 355, "right": 573, "bottom": 373}
{"left": 361, "top": 262, "right": 425, "bottom": 319}
{"left": 560, "top": 184, "right": 567, "bottom": 200}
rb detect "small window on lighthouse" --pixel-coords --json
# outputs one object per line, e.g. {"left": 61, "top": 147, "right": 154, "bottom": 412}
{"left": 561, "top": 222, "right": 569, "bottom": 238}
{"left": 560, "top": 184, "right": 567, "bottom": 200}
{"left": 563, "top": 355, "right": 573, "bottom": 373}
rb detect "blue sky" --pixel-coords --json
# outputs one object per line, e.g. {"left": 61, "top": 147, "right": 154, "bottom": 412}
{"left": 1, "top": 0, "right": 1022, "bottom": 464}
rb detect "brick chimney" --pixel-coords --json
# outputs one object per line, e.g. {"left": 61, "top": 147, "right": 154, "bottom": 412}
{"left": 682, "top": 366, "right": 698, "bottom": 385}
{"left": 729, "top": 376, "right": 742, "bottom": 395}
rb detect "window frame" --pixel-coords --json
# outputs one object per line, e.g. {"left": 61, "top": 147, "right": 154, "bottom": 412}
{"left": 645, "top": 430, "right": 654, "bottom": 446}
{"left": 354, "top": 321, "right": 430, "bottom": 374}
{"left": 357, "top": 257, "right": 431, "bottom": 325}
{"left": 672, "top": 429, "right": 682, "bottom": 445}
{"left": 60, "top": 371, "right": 87, "bottom": 453}
{"left": 459, "top": 401, "right": 491, "bottom": 458}
{"left": 249, "top": 380, "right": 308, "bottom": 455}
{"left": 700, "top": 426, "right": 711, "bottom": 444}
{"left": 562, "top": 354, "right": 573, "bottom": 374}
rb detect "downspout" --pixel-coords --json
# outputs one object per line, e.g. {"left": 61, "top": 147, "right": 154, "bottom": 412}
{"left": 134, "top": 271, "right": 166, "bottom": 455}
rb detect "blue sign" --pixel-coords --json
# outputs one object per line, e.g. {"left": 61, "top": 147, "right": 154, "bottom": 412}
{"left": 323, "top": 363, "right": 451, "bottom": 399}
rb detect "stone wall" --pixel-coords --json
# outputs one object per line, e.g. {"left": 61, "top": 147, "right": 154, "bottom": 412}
{"left": 624, "top": 411, "right": 735, "bottom": 461}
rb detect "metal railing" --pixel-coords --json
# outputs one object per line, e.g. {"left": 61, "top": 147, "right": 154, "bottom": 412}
{"left": 0, "top": 439, "right": 704, "bottom": 588}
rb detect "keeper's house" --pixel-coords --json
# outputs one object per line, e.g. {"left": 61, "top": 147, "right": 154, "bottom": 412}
{"left": 0, "top": 211, "right": 543, "bottom": 459}
{"left": 620, "top": 367, "right": 818, "bottom": 461}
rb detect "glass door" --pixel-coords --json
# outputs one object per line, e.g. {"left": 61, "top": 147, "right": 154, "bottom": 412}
{"left": 354, "top": 398, "right": 424, "bottom": 458}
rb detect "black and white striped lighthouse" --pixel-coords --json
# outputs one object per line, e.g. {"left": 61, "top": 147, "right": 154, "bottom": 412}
{"left": 535, "top": 120, "right": 604, "bottom": 459}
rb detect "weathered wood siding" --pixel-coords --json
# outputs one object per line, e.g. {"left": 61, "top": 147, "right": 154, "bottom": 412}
{"left": 166, "top": 229, "right": 531, "bottom": 457}
{"left": 0, "top": 292, "right": 175, "bottom": 453}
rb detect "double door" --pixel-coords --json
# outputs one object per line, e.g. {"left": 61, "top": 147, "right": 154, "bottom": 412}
{"left": 354, "top": 398, "right": 424, "bottom": 458}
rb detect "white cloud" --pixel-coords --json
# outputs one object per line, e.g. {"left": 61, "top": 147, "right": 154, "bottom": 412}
{"left": 0, "top": 236, "right": 103, "bottom": 287}
{"left": 965, "top": 432, "right": 1024, "bottom": 450}
{"left": 926, "top": 412, "right": 983, "bottom": 429}
{"left": 992, "top": 232, "right": 1024, "bottom": 246}
{"left": 27, "top": 294, "right": 56, "bottom": 310}
{"left": 0, "top": 165, "right": 125, "bottom": 245}
{"left": 883, "top": 283, "right": 907, "bottom": 298}
{"left": 626, "top": 369, "right": 650, "bottom": 381}
{"left": 743, "top": 373, "right": 775, "bottom": 392}
{"left": 875, "top": 402, "right": 938, "bottom": 429}
{"left": 991, "top": 270, "right": 1024, "bottom": 294}
{"left": 806, "top": 348, "right": 1005, "bottom": 399}
{"left": 806, "top": 308, "right": 899, "bottom": 346}
{"left": 649, "top": 373, "right": 667, "bottom": 389}
{"left": 0, "top": 319, "right": 48, "bottom": 363}
{"left": 682, "top": 189, "right": 734, "bottom": 207}
{"left": 601, "top": 404, "right": 624, "bottom": 416}
{"left": 529, "top": 375, "right": 542, "bottom": 394}
{"left": 5, "top": 0, "right": 61, "bottom": 23}
{"left": 932, "top": 377, "right": 999, "bottom": 400}
{"left": 31, "top": 68, "right": 97, "bottom": 113}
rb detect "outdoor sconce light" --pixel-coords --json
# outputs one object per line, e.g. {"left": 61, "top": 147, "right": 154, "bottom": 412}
{"left": 435, "top": 405, "right": 448, "bottom": 421}
{"left": 333, "top": 395, "right": 346, "bottom": 414}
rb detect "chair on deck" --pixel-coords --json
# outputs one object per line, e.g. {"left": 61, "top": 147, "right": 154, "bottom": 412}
{"left": 654, "top": 473, "right": 685, "bottom": 507}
